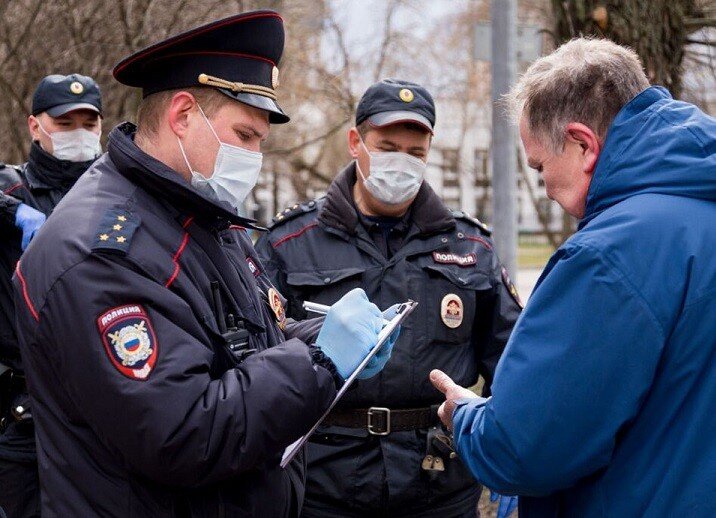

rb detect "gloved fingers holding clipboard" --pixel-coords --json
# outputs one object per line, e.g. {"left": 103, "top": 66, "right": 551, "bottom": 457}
{"left": 281, "top": 298, "right": 418, "bottom": 468}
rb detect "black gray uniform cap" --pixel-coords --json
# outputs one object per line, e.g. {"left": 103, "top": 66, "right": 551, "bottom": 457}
{"left": 112, "top": 10, "right": 289, "bottom": 124}
{"left": 356, "top": 79, "right": 435, "bottom": 133}
{"left": 32, "top": 74, "right": 102, "bottom": 117}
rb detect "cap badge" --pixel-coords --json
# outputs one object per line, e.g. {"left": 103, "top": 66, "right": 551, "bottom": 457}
{"left": 440, "top": 294, "right": 463, "bottom": 329}
{"left": 272, "top": 66, "right": 280, "bottom": 89}
{"left": 399, "top": 88, "right": 414, "bottom": 103}
{"left": 70, "top": 81, "right": 84, "bottom": 95}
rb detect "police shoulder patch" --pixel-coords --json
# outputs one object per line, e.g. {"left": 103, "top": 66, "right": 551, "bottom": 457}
{"left": 452, "top": 210, "right": 492, "bottom": 236}
{"left": 92, "top": 208, "right": 141, "bottom": 254}
{"left": 97, "top": 304, "right": 158, "bottom": 380}
{"left": 268, "top": 199, "right": 320, "bottom": 229}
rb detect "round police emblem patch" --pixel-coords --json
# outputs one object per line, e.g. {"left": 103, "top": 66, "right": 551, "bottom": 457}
{"left": 440, "top": 294, "right": 463, "bottom": 329}
{"left": 97, "top": 304, "right": 158, "bottom": 380}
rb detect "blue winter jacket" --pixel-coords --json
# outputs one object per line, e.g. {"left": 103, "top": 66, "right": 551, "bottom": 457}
{"left": 452, "top": 86, "right": 716, "bottom": 517}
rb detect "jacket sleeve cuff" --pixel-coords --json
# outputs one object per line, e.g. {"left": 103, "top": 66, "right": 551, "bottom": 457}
{"left": 308, "top": 345, "right": 344, "bottom": 389}
{"left": 0, "top": 194, "right": 21, "bottom": 228}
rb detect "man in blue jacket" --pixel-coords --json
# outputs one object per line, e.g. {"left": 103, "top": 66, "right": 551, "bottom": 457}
{"left": 431, "top": 37, "right": 716, "bottom": 516}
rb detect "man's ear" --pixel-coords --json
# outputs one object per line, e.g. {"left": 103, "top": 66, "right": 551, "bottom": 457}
{"left": 347, "top": 127, "right": 361, "bottom": 159}
{"left": 167, "top": 92, "right": 198, "bottom": 138}
{"left": 565, "top": 122, "right": 601, "bottom": 175}
{"left": 27, "top": 115, "right": 41, "bottom": 141}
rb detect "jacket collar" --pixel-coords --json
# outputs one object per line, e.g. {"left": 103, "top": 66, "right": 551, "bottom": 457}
{"left": 24, "top": 141, "right": 93, "bottom": 191}
{"left": 318, "top": 161, "right": 455, "bottom": 237}
{"left": 107, "top": 122, "right": 263, "bottom": 230}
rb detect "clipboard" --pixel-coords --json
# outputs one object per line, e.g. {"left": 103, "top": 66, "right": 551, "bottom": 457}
{"left": 280, "top": 299, "right": 418, "bottom": 468}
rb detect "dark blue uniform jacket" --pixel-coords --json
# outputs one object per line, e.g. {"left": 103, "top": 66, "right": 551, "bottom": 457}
{"left": 13, "top": 123, "right": 337, "bottom": 517}
{"left": 256, "top": 164, "right": 521, "bottom": 516}
{"left": 0, "top": 143, "right": 94, "bottom": 463}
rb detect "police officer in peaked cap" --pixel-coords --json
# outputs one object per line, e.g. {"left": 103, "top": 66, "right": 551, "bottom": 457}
{"left": 0, "top": 72, "right": 102, "bottom": 518}
{"left": 12, "top": 11, "right": 396, "bottom": 517}
{"left": 255, "top": 79, "right": 522, "bottom": 517}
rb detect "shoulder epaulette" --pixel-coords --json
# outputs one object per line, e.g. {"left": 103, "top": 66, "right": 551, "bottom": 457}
{"left": 452, "top": 210, "right": 492, "bottom": 236}
{"left": 92, "top": 208, "right": 141, "bottom": 254}
{"left": 268, "top": 199, "right": 319, "bottom": 229}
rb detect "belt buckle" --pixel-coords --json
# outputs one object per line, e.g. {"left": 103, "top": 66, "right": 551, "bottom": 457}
{"left": 367, "top": 407, "right": 390, "bottom": 436}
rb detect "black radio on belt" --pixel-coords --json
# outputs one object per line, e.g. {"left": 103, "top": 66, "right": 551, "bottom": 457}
{"left": 211, "top": 281, "right": 255, "bottom": 361}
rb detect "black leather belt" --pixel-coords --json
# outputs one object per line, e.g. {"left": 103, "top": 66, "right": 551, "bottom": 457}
{"left": 323, "top": 406, "right": 440, "bottom": 435}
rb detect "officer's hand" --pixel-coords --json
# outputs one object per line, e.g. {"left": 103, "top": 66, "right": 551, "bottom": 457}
{"left": 430, "top": 369, "right": 478, "bottom": 431}
{"left": 316, "top": 288, "right": 383, "bottom": 380}
{"left": 490, "top": 491, "right": 518, "bottom": 518}
{"left": 14, "top": 203, "right": 46, "bottom": 251}
{"left": 359, "top": 304, "right": 402, "bottom": 379}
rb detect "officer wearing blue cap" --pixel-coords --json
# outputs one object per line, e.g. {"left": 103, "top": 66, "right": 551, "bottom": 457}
{"left": 256, "top": 79, "right": 522, "bottom": 517}
{"left": 12, "top": 11, "right": 396, "bottom": 517}
{"left": 0, "top": 72, "right": 102, "bottom": 518}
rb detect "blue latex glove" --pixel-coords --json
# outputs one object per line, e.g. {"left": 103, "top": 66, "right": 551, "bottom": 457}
{"left": 359, "top": 304, "right": 401, "bottom": 379}
{"left": 490, "top": 491, "right": 518, "bottom": 518}
{"left": 316, "top": 288, "right": 383, "bottom": 379}
{"left": 15, "top": 203, "right": 46, "bottom": 251}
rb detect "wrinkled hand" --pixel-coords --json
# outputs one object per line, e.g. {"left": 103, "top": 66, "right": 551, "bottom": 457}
{"left": 430, "top": 369, "right": 478, "bottom": 430}
{"left": 316, "top": 288, "right": 383, "bottom": 380}
{"left": 359, "top": 304, "right": 402, "bottom": 379}
{"left": 14, "top": 203, "right": 46, "bottom": 251}
{"left": 491, "top": 491, "right": 518, "bottom": 518}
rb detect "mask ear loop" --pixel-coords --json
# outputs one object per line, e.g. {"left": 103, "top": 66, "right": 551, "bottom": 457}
{"left": 176, "top": 135, "right": 196, "bottom": 178}
{"left": 177, "top": 103, "right": 220, "bottom": 179}
{"left": 355, "top": 136, "right": 371, "bottom": 183}
{"left": 37, "top": 120, "right": 52, "bottom": 139}
{"left": 197, "top": 104, "right": 222, "bottom": 144}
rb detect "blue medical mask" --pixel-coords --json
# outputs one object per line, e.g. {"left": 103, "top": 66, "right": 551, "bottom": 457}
{"left": 177, "top": 104, "right": 263, "bottom": 210}
{"left": 356, "top": 138, "right": 426, "bottom": 205}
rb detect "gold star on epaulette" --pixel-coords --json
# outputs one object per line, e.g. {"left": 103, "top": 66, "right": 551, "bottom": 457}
{"left": 116, "top": 236, "right": 126, "bottom": 243}
{"left": 113, "top": 224, "right": 122, "bottom": 231}
{"left": 117, "top": 215, "right": 127, "bottom": 222}
{"left": 99, "top": 233, "right": 109, "bottom": 241}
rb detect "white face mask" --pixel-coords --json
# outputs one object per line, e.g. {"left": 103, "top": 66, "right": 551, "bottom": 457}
{"left": 356, "top": 139, "right": 426, "bottom": 205}
{"left": 39, "top": 123, "right": 101, "bottom": 162}
{"left": 177, "top": 104, "right": 263, "bottom": 210}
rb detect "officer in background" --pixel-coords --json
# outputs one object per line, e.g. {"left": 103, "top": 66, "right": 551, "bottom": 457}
{"left": 0, "top": 73, "right": 102, "bottom": 518}
{"left": 256, "top": 79, "right": 522, "bottom": 517}
{"left": 13, "top": 12, "right": 395, "bottom": 516}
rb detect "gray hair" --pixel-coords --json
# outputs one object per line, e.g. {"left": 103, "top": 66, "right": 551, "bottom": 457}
{"left": 506, "top": 37, "right": 650, "bottom": 152}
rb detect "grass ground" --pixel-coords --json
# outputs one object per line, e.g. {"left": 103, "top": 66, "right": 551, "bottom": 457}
{"left": 517, "top": 241, "right": 555, "bottom": 269}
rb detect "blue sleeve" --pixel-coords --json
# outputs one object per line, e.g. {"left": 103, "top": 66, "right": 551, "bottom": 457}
{"left": 452, "top": 243, "right": 665, "bottom": 496}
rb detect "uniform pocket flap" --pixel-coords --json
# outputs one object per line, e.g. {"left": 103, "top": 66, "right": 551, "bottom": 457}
{"left": 286, "top": 267, "right": 365, "bottom": 287}
{"left": 421, "top": 264, "right": 492, "bottom": 291}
